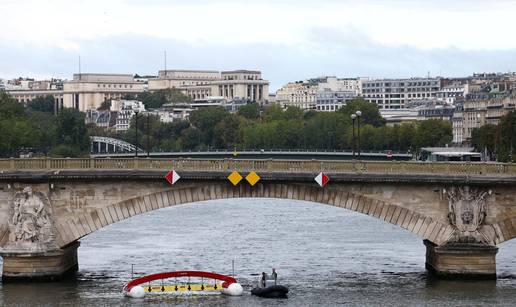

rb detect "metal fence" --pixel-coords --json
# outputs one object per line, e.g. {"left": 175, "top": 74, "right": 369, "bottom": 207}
{"left": 0, "top": 158, "right": 515, "bottom": 176}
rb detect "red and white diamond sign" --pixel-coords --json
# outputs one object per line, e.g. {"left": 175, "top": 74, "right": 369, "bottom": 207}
{"left": 165, "top": 170, "right": 180, "bottom": 185}
{"left": 315, "top": 172, "right": 329, "bottom": 187}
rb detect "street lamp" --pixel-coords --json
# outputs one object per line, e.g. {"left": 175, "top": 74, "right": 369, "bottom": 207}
{"left": 134, "top": 109, "right": 139, "bottom": 158}
{"left": 351, "top": 114, "right": 357, "bottom": 159}
{"left": 356, "top": 110, "right": 362, "bottom": 159}
{"left": 146, "top": 113, "right": 150, "bottom": 157}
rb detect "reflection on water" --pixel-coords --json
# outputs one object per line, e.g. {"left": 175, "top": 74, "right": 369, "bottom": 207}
{"left": 1, "top": 199, "right": 516, "bottom": 306}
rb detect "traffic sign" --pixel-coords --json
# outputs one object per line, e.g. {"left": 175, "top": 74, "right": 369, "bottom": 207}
{"left": 245, "top": 171, "right": 260, "bottom": 186}
{"left": 314, "top": 172, "right": 329, "bottom": 187}
{"left": 227, "top": 171, "right": 243, "bottom": 186}
{"left": 165, "top": 170, "right": 180, "bottom": 185}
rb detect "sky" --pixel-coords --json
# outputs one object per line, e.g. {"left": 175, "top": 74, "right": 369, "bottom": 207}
{"left": 1, "top": 0, "right": 516, "bottom": 90}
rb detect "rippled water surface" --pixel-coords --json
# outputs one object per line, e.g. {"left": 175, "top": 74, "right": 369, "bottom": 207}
{"left": 1, "top": 199, "right": 516, "bottom": 306}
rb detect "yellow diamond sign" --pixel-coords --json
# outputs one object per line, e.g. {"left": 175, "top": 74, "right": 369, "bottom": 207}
{"left": 227, "top": 171, "right": 243, "bottom": 186}
{"left": 245, "top": 171, "right": 261, "bottom": 186}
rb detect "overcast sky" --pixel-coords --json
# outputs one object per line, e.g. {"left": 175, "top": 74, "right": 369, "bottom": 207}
{"left": 1, "top": 0, "right": 516, "bottom": 90}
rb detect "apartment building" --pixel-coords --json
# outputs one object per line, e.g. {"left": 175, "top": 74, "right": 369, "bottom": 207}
{"left": 275, "top": 81, "right": 318, "bottom": 110}
{"left": 461, "top": 93, "right": 516, "bottom": 141}
{"left": 316, "top": 90, "right": 356, "bottom": 111}
{"left": 361, "top": 78, "right": 441, "bottom": 109}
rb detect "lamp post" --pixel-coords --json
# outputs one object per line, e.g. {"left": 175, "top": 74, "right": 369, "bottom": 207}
{"left": 134, "top": 109, "right": 139, "bottom": 158}
{"left": 356, "top": 110, "right": 362, "bottom": 159}
{"left": 146, "top": 113, "right": 150, "bottom": 157}
{"left": 351, "top": 114, "right": 357, "bottom": 159}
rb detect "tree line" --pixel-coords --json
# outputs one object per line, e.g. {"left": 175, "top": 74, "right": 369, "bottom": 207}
{"left": 471, "top": 111, "right": 516, "bottom": 162}
{"left": 96, "top": 97, "right": 453, "bottom": 154}
{"left": 0, "top": 92, "right": 89, "bottom": 157}
{"left": 0, "top": 93, "right": 457, "bottom": 158}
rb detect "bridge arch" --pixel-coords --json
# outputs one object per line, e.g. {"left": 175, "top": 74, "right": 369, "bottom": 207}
{"left": 90, "top": 136, "right": 143, "bottom": 154}
{"left": 52, "top": 182, "right": 454, "bottom": 248}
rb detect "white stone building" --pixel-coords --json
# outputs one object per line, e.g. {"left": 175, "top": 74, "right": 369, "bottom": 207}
{"left": 275, "top": 81, "right": 318, "bottom": 110}
{"left": 148, "top": 69, "right": 269, "bottom": 103}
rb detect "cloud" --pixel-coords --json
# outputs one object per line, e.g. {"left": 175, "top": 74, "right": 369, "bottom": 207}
{"left": 1, "top": 33, "right": 515, "bottom": 91}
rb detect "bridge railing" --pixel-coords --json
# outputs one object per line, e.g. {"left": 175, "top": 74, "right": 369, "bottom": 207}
{"left": 0, "top": 158, "right": 515, "bottom": 176}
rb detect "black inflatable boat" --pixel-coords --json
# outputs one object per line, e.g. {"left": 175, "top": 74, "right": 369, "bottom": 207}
{"left": 251, "top": 285, "right": 289, "bottom": 298}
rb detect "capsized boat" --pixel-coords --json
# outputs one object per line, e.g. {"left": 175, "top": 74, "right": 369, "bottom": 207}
{"left": 123, "top": 270, "right": 243, "bottom": 298}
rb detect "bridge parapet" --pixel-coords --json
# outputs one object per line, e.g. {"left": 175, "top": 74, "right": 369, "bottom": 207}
{"left": 0, "top": 158, "right": 515, "bottom": 176}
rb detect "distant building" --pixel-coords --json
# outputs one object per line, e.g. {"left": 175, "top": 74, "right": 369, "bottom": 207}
{"left": 148, "top": 69, "right": 270, "bottom": 103}
{"left": 452, "top": 101, "right": 464, "bottom": 144}
{"left": 362, "top": 77, "right": 441, "bottom": 109}
{"left": 62, "top": 74, "right": 145, "bottom": 111}
{"left": 275, "top": 81, "right": 317, "bottom": 110}
{"left": 437, "top": 83, "right": 469, "bottom": 104}
{"left": 111, "top": 100, "right": 146, "bottom": 132}
{"left": 461, "top": 94, "right": 516, "bottom": 142}
{"left": 316, "top": 90, "right": 356, "bottom": 112}
{"left": 380, "top": 100, "right": 454, "bottom": 126}
{"left": 7, "top": 74, "right": 145, "bottom": 112}
{"left": 318, "top": 77, "right": 362, "bottom": 95}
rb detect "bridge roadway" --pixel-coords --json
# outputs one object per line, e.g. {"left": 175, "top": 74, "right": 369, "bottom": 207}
{"left": 0, "top": 158, "right": 515, "bottom": 282}
{"left": 90, "top": 149, "right": 413, "bottom": 160}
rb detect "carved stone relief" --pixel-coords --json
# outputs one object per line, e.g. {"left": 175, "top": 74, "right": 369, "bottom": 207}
{"left": 444, "top": 186, "right": 491, "bottom": 244}
{"left": 5, "top": 186, "right": 57, "bottom": 251}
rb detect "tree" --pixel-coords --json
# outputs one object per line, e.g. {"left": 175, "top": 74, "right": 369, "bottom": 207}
{"left": 0, "top": 92, "right": 25, "bottom": 120}
{"left": 283, "top": 106, "right": 304, "bottom": 120}
{"left": 471, "top": 124, "right": 497, "bottom": 160}
{"left": 338, "top": 97, "right": 386, "bottom": 127}
{"left": 26, "top": 95, "right": 55, "bottom": 114}
{"left": 498, "top": 111, "right": 516, "bottom": 162}
{"left": 138, "top": 88, "right": 192, "bottom": 109}
{"left": 237, "top": 103, "right": 260, "bottom": 120}
{"left": 52, "top": 108, "right": 89, "bottom": 157}
{"left": 189, "top": 106, "right": 230, "bottom": 147}
{"left": 263, "top": 104, "right": 284, "bottom": 122}
{"left": 413, "top": 119, "right": 452, "bottom": 149}
{"left": 179, "top": 127, "right": 202, "bottom": 150}
{"left": 98, "top": 99, "right": 112, "bottom": 111}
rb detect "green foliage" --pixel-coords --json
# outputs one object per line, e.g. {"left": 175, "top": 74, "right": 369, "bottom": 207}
{"left": 54, "top": 108, "right": 90, "bottom": 155}
{"left": 189, "top": 106, "right": 230, "bottom": 147}
{"left": 0, "top": 92, "right": 25, "bottom": 120}
{"left": 338, "top": 97, "right": 386, "bottom": 127}
{"left": 0, "top": 93, "right": 89, "bottom": 157}
{"left": 138, "top": 88, "right": 192, "bottom": 109}
{"left": 263, "top": 104, "right": 285, "bottom": 122}
{"left": 498, "top": 111, "right": 516, "bottom": 162}
{"left": 237, "top": 103, "right": 260, "bottom": 120}
{"left": 471, "top": 124, "right": 498, "bottom": 159}
{"left": 98, "top": 99, "right": 112, "bottom": 111}
{"left": 49, "top": 144, "right": 82, "bottom": 158}
{"left": 26, "top": 95, "right": 55, "bottom": 114}
{"left": 413, "top": 119, "right": 452, "bottom": 149}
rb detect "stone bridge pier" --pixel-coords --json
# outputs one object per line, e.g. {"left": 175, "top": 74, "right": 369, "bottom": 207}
{"left": 0, "top": 159, "right": 515, "bottom": 281}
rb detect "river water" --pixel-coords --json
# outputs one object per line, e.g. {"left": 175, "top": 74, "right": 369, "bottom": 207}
{"left": 1, "top": 199, "right": 516, "bottom": 306}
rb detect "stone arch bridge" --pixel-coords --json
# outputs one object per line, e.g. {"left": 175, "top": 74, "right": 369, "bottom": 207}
{"left": 0, "top": 158, "right": 515, "bottom": 281}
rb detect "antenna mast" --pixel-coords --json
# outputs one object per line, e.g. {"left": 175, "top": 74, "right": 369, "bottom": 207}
{"left": 79, "top": 55, "right": 82, "bottom": 80}
{"left": 164, "top": 50, "right": 167, "bottom": 74}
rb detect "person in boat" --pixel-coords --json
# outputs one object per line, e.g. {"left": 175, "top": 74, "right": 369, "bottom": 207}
{"left": 271, "top": 268, "right": 277, "bottom": 285}
{"left": 258, "top": 272, "right": 267, "bottom": 288}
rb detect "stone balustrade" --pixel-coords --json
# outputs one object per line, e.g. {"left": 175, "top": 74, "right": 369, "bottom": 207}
{"left": 0, "top": 158, "right": 515, "bottom": 176}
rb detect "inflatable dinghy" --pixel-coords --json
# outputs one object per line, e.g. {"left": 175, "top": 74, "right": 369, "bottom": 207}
{"left": 251, "top": 285, "right": 289, "bottom": 298}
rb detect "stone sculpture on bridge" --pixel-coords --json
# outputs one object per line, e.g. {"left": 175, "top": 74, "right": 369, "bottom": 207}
{"left": 445, "top": 186, "right": 491, "bottom": 244}
{"left": 6, "top": 187, "right": 56, "bottom": 251}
